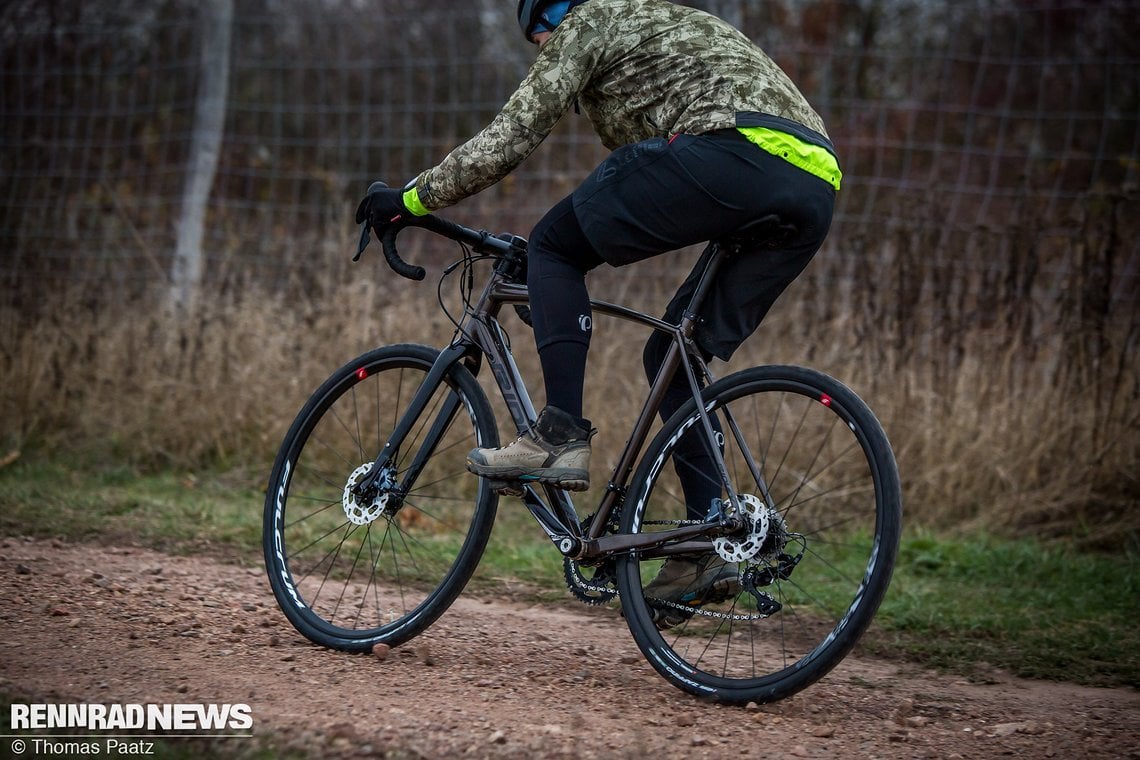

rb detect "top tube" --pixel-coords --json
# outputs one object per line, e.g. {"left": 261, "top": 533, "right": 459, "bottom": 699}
{"left": 487, "top": 281, "right": 679, "bottom": 336}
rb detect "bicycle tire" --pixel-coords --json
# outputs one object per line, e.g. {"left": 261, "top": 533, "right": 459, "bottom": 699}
{"left": 263, "top": 343, "right": 499, "bottom": 651}
{"left": 617, "top": 365, "right": 901, "bottom": 703}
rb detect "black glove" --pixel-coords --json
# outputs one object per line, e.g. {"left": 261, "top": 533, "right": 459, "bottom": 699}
{"left": 354, "top": 183, "right": 409, "bottom": 237}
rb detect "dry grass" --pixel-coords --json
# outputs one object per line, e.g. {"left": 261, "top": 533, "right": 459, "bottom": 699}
{"left": 1, "top": 232, "right": 1136, "bottom": 550}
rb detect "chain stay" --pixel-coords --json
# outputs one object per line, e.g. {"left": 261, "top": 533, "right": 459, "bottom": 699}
{"left": 564, "top": 518, "right": 805, "bottom": 622}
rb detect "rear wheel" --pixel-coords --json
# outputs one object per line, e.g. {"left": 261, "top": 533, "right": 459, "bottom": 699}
{"left": 263, "top": 343, "right": 499, "bottom": 651}
{"left": 618, "top": 365, "right": 901, "bottom": 703}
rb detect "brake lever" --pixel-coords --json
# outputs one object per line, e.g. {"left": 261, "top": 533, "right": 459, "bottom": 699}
{"left": 353, "top": 221, "right": 371, "bottom": 262}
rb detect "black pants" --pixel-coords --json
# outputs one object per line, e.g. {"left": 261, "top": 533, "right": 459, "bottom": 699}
{"left": 527, "top": 130, "right": 836, "bottom": 516}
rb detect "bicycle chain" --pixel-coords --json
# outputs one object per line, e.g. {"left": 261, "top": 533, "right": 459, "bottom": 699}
{"left": 567, "top": 569, "right": 774, "bottom": 622}
{"left": 563, "top": 518, "right": 799, "bottom": 622}
{"left": 563, "top": 557, "right": 617, "bottom": 605}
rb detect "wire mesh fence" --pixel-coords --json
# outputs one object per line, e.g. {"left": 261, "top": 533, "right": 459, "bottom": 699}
{"left": 3, "top": 0, "right": 1136, "bottom": 293}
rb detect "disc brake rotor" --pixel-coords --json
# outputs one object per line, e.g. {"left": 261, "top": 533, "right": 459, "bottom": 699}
{"left": 342, "top": 463, "right": 389, "bottom": 525}
{"left": 712, "top": 494, "right": 769, "bottom": 563}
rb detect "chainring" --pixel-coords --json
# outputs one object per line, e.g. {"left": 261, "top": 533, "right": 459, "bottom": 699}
{"left": 564, "top": 557, "right": 618, "bottom": 605}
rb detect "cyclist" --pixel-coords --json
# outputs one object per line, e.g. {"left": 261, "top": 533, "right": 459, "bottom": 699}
{"left": 356, "top": 0, "right": 840, "bottom": 619}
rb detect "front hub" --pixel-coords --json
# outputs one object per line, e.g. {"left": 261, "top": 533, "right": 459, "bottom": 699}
{"left": 342, "top": 463, "right": 393, "bottom": 525}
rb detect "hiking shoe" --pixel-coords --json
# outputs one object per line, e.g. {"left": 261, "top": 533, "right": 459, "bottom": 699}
{"left": 466, "top": 406, "right": 594, "bottom": 492}
{"left": 644, "top": 554, "right": 741, "bottom": 630}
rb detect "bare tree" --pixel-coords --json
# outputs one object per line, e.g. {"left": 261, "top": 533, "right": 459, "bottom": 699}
{"left": 170, "top": 0, "right": 233, "bottom": 309}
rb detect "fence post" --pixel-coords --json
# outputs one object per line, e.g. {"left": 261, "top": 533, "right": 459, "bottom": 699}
{"left": 170, "top": 0, "right": 233, "bottom": 309}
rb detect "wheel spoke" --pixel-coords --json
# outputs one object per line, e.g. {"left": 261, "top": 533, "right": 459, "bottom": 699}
{"left": 264, "top": 347, "right": 498, "bottom": 650}
{"left": 619, "top": 366, "right": 900, "bottom": 703}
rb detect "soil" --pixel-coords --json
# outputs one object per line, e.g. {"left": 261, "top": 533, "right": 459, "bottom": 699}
{"left": 1, "top": 537, "right": 1137, "bottom": 759}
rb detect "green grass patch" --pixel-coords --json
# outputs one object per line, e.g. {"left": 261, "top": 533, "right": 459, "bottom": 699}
{"left": 1, "top": 459, "right": 1136, "bottom": 688}
{"left": 867, "top": 531, "right": 1139, "bottom": 687}
{"left": 0, "top": 459, "right": 265, "bottom": 555}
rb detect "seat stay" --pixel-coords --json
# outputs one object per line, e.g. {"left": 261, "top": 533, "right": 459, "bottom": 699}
{"left": 720, "top": 403, "right": 775, "bottom": 508}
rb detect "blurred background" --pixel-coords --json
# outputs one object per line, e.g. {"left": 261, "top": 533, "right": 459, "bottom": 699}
{"left": 1, "top": 0, "right": 1137, "bottom": 547}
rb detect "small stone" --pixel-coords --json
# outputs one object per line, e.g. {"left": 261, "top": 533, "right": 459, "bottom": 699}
{"left": 372, "top": 643, "right": 391, "bottom": 661}
{"left": 991, "top": 722, "right": 1024, "bottom": 737}
{"left": 488, "top": 730, "right": 506, "bottom": 744}
{"left": 15, "top": 564, "right": 31, "bottom": 575}
{"left": 813, "top": 725, "right": 836, "bottom": 738}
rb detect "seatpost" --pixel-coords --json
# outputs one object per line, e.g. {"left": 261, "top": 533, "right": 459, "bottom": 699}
{"left": 679, "top": 243, "right": 729, "bottom": 338}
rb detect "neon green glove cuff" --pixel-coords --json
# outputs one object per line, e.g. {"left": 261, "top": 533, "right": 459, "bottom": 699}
{"left": 402, "top": 186, "right": 431, "bottom": 217}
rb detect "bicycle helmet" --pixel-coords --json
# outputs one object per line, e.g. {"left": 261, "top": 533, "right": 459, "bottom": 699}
{"left": 517, "top": 0, "right": 574, "bottom": 41}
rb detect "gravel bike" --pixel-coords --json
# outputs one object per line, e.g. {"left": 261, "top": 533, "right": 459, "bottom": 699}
{"left": 263, "top": 191, "right": 902, "bottom": 704}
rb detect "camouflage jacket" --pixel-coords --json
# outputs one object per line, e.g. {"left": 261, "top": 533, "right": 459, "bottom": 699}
{"left": 409, "top": 0, "right": 831, "bottom": 212}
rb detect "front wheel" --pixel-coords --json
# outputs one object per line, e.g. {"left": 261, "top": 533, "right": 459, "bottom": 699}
{"left": 617, "top": 365, "right": 901, "bottom": 703}
{"left": 263, "top": 343, "right": 499, "bottom": 651}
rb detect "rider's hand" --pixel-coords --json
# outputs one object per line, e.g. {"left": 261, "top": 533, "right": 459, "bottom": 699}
{"left": 354, "top": 184, "right": 409, "bottom": 236}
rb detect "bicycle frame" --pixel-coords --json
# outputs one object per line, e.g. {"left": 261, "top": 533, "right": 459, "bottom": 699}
{"left": 355, "top": 228, "right": 762, "bottom": 562}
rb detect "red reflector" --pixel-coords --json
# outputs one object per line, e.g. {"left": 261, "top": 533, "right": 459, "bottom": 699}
{"left": 820, "top": 393, "right": 832, "bottom": 407}
{"left": 355, "top": 367, "right": 368, "bottom": 380}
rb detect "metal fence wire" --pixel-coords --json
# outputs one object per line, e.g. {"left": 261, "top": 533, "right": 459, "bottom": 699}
{"left": 1, "top": 0, "right": 1137, "bottom": 326}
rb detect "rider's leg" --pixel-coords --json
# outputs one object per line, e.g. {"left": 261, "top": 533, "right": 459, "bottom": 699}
{"left": 465, "top": 197, "right": 603, "bottom": 491}
{"left": 525, "top": 195, "right": 604, "bottom": 422}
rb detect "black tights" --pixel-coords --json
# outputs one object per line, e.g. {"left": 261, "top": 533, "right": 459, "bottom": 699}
{"left": 528, "top": 197, "right": 720, "bottom": 518}
{"left": 527, "top": 196, "right": 602, "bottom": 422}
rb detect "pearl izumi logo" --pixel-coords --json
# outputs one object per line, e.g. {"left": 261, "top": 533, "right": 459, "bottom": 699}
{"left": 9, "top": 703, "right": 253, "bottom": 731}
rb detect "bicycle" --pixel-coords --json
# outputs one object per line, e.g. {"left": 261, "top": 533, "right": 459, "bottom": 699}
{"left": 263, "top": 189, "right": 902, "bottom": 704}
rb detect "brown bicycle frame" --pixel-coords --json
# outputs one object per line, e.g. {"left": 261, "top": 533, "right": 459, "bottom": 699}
{"left": 356, "top": 220, "right": 760, "bottom": 563}
{"left": 459, "top": 245, "right": 749, "bottom": 561}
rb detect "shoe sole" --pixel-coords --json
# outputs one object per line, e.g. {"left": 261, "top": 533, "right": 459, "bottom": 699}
{"left": 648, "top": 573, "right": 742, "bottom": 630}
{"left": 681, "top": 575, "right": 741, "bottom": 605}
{"left": 466, "top": 460, "right": 589, "bottom": 492}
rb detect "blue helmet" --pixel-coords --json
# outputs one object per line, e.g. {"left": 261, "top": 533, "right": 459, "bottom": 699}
{"left": 516, "top": 0, "right": 574, "bottom": 41}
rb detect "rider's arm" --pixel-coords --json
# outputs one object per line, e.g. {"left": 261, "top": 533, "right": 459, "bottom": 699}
{"left": 402, "top": 13, "right": 604, "bottom": 215}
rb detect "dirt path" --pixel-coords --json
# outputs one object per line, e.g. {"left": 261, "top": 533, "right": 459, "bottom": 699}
{"left": 0, "top": 537, "right": 1136, "bottom": 759}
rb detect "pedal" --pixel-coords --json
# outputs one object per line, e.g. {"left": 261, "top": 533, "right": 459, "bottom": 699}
{"left": 486, "top": 479, "right": 525, "bottom": 497}
{"left": 650, "top": 603, "right": 695, "bottom": 630}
